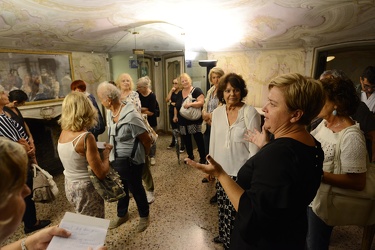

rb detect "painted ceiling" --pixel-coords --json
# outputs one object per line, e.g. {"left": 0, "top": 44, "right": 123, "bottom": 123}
{"left": 0, "top": 0, "right": 375, "bottom": 55}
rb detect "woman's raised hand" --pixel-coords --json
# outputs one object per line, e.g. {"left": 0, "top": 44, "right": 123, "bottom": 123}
{"left": 184, "top": 155, "right": 225, "bottom": 178}
{"left": 244, "top": 125, "right": 269, "bottom": 149}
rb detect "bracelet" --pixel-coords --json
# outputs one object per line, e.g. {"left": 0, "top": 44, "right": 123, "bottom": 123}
{"left": 21, "top": 238, "right": 28, "bottom": 250}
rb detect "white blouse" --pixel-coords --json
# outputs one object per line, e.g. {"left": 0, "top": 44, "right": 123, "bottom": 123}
{"left": 311, "top": 121, "right": 367, "bottom": 173}
{"left": 209, "top": 104, "right": 261, "bottom": 176}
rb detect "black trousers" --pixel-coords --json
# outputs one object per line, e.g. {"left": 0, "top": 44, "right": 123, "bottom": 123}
{"left": 23, "top": 168, "right": 37, "bottom": 228}
{"left": 112, "top": 158, "right": 149, "bottom": 218}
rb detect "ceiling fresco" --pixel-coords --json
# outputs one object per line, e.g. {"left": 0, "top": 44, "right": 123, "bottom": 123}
{"left": 0, "top": 0, "right": 374, "bottom": 55}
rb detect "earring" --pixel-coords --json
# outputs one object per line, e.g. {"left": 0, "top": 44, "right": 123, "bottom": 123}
{"left": 332, "top": 109, "right": 337, "bottom": 116}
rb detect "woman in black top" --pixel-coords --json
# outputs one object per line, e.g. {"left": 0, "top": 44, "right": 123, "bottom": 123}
{"left": 186, "top": 73, "right": 326, "bottom": 249}
{"left": 173, "top": 73, "right": 205, "bottom": 163}
{"left": 165, "top": 78, "right": 184, "bottom": 149}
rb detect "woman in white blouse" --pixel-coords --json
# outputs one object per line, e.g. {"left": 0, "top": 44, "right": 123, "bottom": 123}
{"left": 307, "top": 76, "right": 367, "bottom": 250}
{"left": 209, "top": 73, "right": 261, "bottom": 248}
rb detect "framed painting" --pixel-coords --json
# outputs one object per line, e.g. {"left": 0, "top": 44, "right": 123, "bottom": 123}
{"left": 0, "top": 49, "right": 73, "bottom": 104}
{"left": 137, "top": 57, "right": 152, "bottom": 79}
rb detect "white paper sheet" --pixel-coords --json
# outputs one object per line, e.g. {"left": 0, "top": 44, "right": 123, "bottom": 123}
{"left": 47, "top": 212, "right": 109, "bottom": 250}
{"left": 96, "top": 142, "right": 106, "bottom": 149}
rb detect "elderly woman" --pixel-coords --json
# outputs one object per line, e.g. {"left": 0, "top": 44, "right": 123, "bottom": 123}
{"left": 173, "top": 73, "right": 206, "bottom": 163}
{"left": 97, "top": 81, "right": 152, "bottom": 232}
{"left": 58, "top": 91, "right": 112, "bottom": 218}
{"left": 201, "top": 67, "right": 224, "bottom": 185}
{"left": 0, "top": 137, "right": 107, "bottom": 250}
{"left": 306, "top": 77, "right": 367, "bottom": 249}
{"left": 136, "top": 76, "right": 157, "bottom": 203}
{"left": 4, "top": 89, "right": 36, "bottom": 160}
{"left": 116, "top": 73, "right": 141, "bottom": 112}
{"left": 187, "top": 73, "right": 325, "bottom": 249}
{"left": 136, "top": 76, "right": 158, "bottom": 165}
{"left": 0, "top": 88, "right": 50, "bottom": 234}
{"left": 208, "top": 73, "right": 261, "bottom": 248}
{"left": 202, "top": 67, "right": 225, "bottom": 156}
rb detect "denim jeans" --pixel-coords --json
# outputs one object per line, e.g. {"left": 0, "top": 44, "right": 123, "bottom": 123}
{"left": 306, "top": 206, "right": 333, "bottom": 250}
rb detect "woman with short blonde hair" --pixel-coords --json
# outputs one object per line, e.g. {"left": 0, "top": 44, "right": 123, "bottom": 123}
{"left": 115, "top": 73, "right": 141, "bottom": 112}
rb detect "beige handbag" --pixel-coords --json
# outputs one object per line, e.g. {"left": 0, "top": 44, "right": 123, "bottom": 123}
{"left": 179, "top": 87, "right": 202, "bottom": 121}
{"left": 32, "top": 164, "right": 59, "bottom": 203}
{"left": 312, "top": 126, "right": 375, "bottom": 226}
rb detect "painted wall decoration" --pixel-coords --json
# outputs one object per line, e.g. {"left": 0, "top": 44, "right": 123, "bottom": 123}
{"left": 209, "top": 49, "right": 306, "bottom": 108}
{"left": 0, "top": 49, "right": 73, "bottom": 103}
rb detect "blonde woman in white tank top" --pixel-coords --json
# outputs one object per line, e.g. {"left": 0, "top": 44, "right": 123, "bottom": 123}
{"left": 57, "top": 92, "right": 113, "bottom": 218}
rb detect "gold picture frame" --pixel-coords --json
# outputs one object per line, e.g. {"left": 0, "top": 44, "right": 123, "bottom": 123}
{"left": 0, "top": 49, "right": 74, "bottom": 104}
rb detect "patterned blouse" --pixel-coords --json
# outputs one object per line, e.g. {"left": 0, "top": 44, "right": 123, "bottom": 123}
{"left": 122, "top": 91, "right": 141, "bottom": 113}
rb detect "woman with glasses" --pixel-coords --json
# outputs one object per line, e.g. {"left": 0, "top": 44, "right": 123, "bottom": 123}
{"left": 165, "top": 78, "right": 184, "bottom": 150}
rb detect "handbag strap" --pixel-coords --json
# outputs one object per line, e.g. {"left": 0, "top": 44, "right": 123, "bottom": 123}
{"left": 32, "top": 163, "right": 53, "bottom": 179}
{"left": 189, "top": 87, "right": 196, "bottom": 100}
{"left": 83, "top": 132, "right": 91, "bottom": 153}
{"left": 131, "top": 138, "right": 139, "bottom": 159}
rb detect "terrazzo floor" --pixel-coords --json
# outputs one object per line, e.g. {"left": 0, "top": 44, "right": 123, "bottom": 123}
{"left": 2, "top": 134, "right": 375, "bottom": 249}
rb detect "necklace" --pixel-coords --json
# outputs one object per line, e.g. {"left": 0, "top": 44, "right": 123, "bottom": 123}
{"left": 327, "top": 118, "right": 345, "bottom": 129}
{"left": 112, "top": 103, "right": 124, "bottom": 118}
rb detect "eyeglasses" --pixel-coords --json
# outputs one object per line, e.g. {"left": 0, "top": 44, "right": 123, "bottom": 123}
{"left": 362, "top": 84, "right": 375, "bottom": 90}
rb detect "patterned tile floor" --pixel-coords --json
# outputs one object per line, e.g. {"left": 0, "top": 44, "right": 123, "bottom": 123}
{"left": 2, "top": 134, "right": 374, "bottom": 249}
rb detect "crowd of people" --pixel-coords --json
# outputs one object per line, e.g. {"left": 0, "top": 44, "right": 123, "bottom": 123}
{"left": 1, "top": 65, "right": 375, "bottom": 249}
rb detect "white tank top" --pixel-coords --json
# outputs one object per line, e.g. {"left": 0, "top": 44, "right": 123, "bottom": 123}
{"left": 58, "top": 132, "right": 90, "bottom": 182}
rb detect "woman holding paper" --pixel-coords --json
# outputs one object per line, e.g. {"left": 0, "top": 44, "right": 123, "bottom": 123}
{"left": 0, "top": 137, "right": 107, "bottom": 250}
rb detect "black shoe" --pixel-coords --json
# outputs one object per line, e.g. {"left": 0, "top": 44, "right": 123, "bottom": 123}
{"left": 199, "top": 159, "right": 207, "bottom": 164}
{"left": 167, "top": 143, "right": 175, "bottom": 149}
{"left": 24, "top": 219, "right": 51, "bottom": 234}
{"left": 213, "top": 236, "right": 224, "bottom": 244}
{"left": 209, "top": 194, "right": 217, "bottom": 204}
{"left": 202, "top": 177, "right": 209, "bottom": 183}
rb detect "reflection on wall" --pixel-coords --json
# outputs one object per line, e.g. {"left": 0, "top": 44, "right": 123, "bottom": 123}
{"left": 208, "top": 49, "right": 306, "bottom": 107}
{"left": 185, "top": 51, "right": 207, "bottom": 93}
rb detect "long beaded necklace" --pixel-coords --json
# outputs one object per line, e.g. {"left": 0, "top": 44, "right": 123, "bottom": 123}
{"left": 112, "top": 103, "right": 124, "bottom": 118}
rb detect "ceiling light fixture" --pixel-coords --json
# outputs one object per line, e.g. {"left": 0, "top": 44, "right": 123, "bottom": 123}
{"left": 132, "top": 31, "right": 145, "bottom": 55}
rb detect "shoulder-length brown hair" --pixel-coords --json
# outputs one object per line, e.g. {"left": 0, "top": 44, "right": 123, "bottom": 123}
{"left": 217, "top": 73, "right": 248, "bottom": 104}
